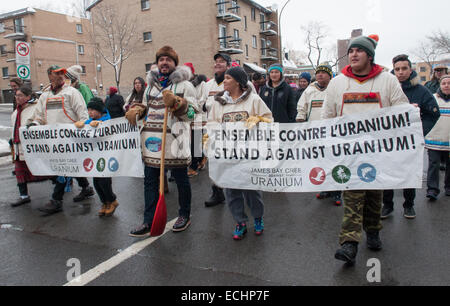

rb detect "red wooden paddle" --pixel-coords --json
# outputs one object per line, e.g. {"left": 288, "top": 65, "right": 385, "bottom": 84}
{"left": 150, "top": 106, "right": 169, "bottom": 237}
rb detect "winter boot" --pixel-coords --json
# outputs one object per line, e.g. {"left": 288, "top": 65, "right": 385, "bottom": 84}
{"left": 98, "top": 203, "right": 107, "bottom": 217}
{"left": 205, "top": 185, "right": 225, "bottom": 207}
{"left": 104, "top": 200, "right": 119, "bottom": 217}
{"left": 366, "top": 231, "right": 382, "bottom": 251}
{"left": 73, "top": 186, "right": 95, "bottom": 202}
{"left": 335, "top": 242, "right": 358, "bottom": 265}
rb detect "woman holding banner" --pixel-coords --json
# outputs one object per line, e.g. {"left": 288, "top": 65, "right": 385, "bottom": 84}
{"left": 10, "top": 86, "right": 50, "bottom": 207}
{"left": 209, "top": 67, "right": 273, "bottom": 240}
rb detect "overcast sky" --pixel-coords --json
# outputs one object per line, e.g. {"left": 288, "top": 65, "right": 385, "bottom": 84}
{"left": 2, "top": 0, "right": 449, "bottom": 69}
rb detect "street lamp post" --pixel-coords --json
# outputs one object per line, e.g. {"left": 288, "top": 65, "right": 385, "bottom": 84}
{"left": 278, "top": 0, "right": 291, "bottom": 65}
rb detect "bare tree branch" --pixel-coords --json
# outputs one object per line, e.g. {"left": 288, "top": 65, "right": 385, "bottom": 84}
{"left": 89, "top": 4, "right": 139, "bottom": 91}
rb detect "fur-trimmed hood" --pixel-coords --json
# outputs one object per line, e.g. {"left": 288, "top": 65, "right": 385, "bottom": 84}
{"left": 214, "top": 87, "right": 253, "bottom": 105}
{"left": 147, "top": 65, "right": 193, "bottom": 89}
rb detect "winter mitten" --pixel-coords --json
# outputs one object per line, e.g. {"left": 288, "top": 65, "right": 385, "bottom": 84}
{"left": 245, "top": 116, "right": 261, "bottom": 129}
{"left": 74, "top": 121, "right": 85, "bottom": 129}
{"left": 125, "top": 104, "right": 146, "bottom": 125}
{"left": 258, "top": 116, "right": 272, "bottom": 123}
{"left": 162, "top": 90, "right": 178, "bottom": 109}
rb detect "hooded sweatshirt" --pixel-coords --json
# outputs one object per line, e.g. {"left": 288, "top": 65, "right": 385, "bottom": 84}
{"left": 322, "top": 65, "right": 408, "bottom": 119}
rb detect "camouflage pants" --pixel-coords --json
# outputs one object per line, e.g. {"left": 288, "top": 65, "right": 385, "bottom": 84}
{"left": 339, "top": 190, "right": 383, "bottom": 245}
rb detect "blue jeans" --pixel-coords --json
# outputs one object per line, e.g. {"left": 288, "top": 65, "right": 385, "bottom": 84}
{"left": 143, "top": 166, "right": 191, "bottom": 225}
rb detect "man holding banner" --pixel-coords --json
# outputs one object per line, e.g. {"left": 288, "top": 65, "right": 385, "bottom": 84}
{"left": 27, "top": 65, "right": 90, "bottom": 215}
{"left": 126, "top": 46, "right": 197, "bottom": 237}
{"left": 321, "top": 35, "right": 409, "bottom": 265}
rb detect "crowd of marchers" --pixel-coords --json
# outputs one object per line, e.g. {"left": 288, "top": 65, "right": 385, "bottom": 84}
{"left": 7, "top": 34, "right": 450, "bottom": 265}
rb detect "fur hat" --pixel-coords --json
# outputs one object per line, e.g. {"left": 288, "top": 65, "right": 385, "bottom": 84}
{"left": 66, "top": 65, "right": 83, "bottom": 81}
{"left": 156, "top": 46, "right": 179, "bottom": 66}
{"left": 87, "top": 97, "right": 105, "bottom": 113}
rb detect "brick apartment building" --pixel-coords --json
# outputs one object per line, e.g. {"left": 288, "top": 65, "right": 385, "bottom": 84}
{"left": 0, "top": 7, "right": 96, "bottom": 104}
{"left": 415, "top": 60, "right": 450, "bottom": 85}
{"left": 87, "top": 0, "right": 280, "bottom": 96}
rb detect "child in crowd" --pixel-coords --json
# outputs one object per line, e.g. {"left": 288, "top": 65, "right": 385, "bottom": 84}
{"left": 75, "top": 97, "right": 119, "bottom": 217}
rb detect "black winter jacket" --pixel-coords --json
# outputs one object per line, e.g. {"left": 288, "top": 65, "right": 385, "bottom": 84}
{"left": 398, "top": 71, "right": 440, "bottom": 136}
{"left": 259, "top": 80, "right": 297, "bottom": 123}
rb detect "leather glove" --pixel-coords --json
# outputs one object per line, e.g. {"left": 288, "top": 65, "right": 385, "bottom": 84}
{"left": 125, "top": 104, "right": 146, "bottom": 125}
{"left": 74, "top": 121, "right": 85, "bottom": 129}
{"left": 89, "top": 121, "right": 101, "bottom": 128}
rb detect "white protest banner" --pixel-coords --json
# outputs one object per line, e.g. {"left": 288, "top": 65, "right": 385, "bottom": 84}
{"left": 207, "top": 104, "right": 424, "bottom": 193}
{"left": 19, "top": 118, "right": 144, "bottom": 178}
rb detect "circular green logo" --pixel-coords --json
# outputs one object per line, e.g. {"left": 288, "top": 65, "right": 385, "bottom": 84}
{"left": 332, "top": 165, "right": 351, "bottom": 184}
{"left": 97, "top": 158, "right": 106, "bottom": 172}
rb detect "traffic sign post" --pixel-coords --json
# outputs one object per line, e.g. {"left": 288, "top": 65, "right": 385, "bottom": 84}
{"left": 17, "top": 64, "right": 31, "bottom": 80}
{"left": 16, "top": 41, "right": 31, "bottom": 80}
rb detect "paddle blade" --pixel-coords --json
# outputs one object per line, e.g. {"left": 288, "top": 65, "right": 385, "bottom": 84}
{"left": 150, "top": 194, "right": 167, "bottom": 237}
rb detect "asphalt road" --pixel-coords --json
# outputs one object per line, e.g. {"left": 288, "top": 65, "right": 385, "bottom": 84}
{"left": 0, "top": 109, "right": 449, "bottom": 287}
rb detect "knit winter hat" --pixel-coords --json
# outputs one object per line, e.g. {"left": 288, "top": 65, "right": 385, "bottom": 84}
{"left": 156, "top": 46, "right": 179, "bottom": 66}
{"left": 225, "top": 67, "right": 248, "bottom": 89}
{"left": 66, "top": 65, "right": 83, "bottom": 81}
{"left": 268, "top": 63, "right": 283, "bottom": 74}
{"left": 316, "top": 63, "right": 333, "bottom": 78}
{"left": 348, "top": 34, "right": 379, "bottom": 59}
{"left": 299, "top": 72, "right": 311, "bottom": 83}
{"left": 87, "top": 97, "right": 105, "bottom": 113}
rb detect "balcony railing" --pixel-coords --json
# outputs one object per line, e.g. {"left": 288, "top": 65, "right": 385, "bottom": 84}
{"left": 216, "top": 1, "right": 241, "bottom": 22}
{"left": 261, "top": 47, "right": 278, "bottom": 61}
{"left": 260, "top": 21, "right": 277, "bottom": 36}
{"left": 218, "top": 36, "right": 243, "bottom": 54}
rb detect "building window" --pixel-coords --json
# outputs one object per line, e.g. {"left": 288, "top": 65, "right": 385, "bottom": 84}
{"left": 251, "top": 8, "right": 256, "bottom": 21}
{"left": 260, "top": 13, "right": 265, "bottom": 31}
{"left": 234, "top": 29, "right": 239, "bottom": 40}
{"left": 143, "top": 32, "right": 152, "bottom": 42}
{"left": 81, "top": 65, "right": 86, "bottom": 74}
{"left": 420, "top": 66, "right": 426, "bottom": 72}
{"left": 0, "top": 45, "right": 6, "bottom": 55}
{"left": 245, "top": 44, "right": 249, "bottom": 57}
{"left": 231, "top": 0, "right": 239, "bottom": 14}
{"left": 14, "top": 18, "right": 24, "bottom": 33}
{"left": 235, "top": 59, "right": 240, "bottom": 65}
{"left": 421, "top": 76, "right": 427, "bottom": 82}
{"left": 2, "top": 67, "right": 9, "bottom": 78}
{"left": 0, "top": 23, "right": 5, "bottom": 33}
{"left": 78, "top": 45, "right": 85, "bottom": 55}
{"left": 145, "top": 63, "right": 152, "bottom": 72}
{"left": 261, "top": 38, "right": 266, "bottom": 56}
{"left": 244, "top": 16, "right": 247, "bottom": 31}
{"left": 252, "top": 35, "right": 257, "bottom": 48}
{"left": 141, "top": 0, "right": 150, "bottom": 10}
{"left": 219, "top": 24, "right": 227, "bottom": 48}
{"left": 76, "top": 24, "right": 83, "bottom": 33}
{"left": 262, "top": 64, "right": 267, "bottom": 70}
{"left": 217, "top": 0, "right": 226, "bottom": 15}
